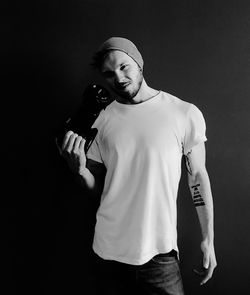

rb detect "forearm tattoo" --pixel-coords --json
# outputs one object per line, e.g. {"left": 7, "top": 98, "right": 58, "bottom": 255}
{"left": 191, "top": 184, "right": 206, "bottom": 207}
{"left": 185, "top": 150, "right": 192, "bottom": 175}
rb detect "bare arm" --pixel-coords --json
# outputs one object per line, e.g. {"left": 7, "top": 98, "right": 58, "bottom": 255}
{"left": 59, "top": 131, "right": 106, "bottom": 196}
{"left": 184, "top": 142, "right": 217, "bottom": 285}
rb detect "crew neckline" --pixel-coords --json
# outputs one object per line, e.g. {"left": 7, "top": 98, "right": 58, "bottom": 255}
{"left": 114, "top": 90, "right": 162, "bottom": 108}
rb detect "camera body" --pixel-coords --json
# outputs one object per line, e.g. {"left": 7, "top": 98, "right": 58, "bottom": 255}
{"left": 56, "top": 84, "right": 112, "bottom": 153}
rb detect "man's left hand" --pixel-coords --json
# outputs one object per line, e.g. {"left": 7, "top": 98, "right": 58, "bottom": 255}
{"left": 193, "top": 240, "right": 217, "bottom": 285}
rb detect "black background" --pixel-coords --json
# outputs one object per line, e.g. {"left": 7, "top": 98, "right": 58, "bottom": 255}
{"left": 2, "top": 0, "right": 250, "bottom": 294}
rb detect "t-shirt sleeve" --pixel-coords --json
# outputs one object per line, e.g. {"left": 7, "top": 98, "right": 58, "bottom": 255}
{"left": 86, "top": 111, "right": 104, "bottom": 163}
{"left": 86, "top": 135, "right": 103, "bottom": 163}
{"left": 183, "top": 104, "right": 207, "bottom": 155}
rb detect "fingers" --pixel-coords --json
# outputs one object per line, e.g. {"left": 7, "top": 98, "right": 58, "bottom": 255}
{"left": 79, "top": 136, "right": 86, "bottom": 150}
{"left": 66, "top": 132, "right": 78, "bottom": 152}
{"left": 193, "top": 260, "right": 216, "bottom": 286}
{"left": 59, "top": 131, "right": 87, "bottom": 174}
{"left": 198, "top": 241, "right": 217, "bottom": 285}
{"left": 200, "top": 264, "right": 214, "bottom": 285}
{"left": 61, "top": 131, "right": 74, "bottom": 150}
{"left": 73, "top": 135, "right": 84, "bottom": 152}
{"left": 203, "top": 252, "right": 209, "bottom": 269}
{"left": 61, "top": 131, "right": 85, "bottom": 153}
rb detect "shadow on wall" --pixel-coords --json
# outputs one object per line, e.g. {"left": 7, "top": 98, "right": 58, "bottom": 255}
{"left": 3, "top": 48, "right": 103, "bottom": 294}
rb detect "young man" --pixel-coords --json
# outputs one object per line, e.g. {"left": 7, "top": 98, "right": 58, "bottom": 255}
{"left": 60, "top": 37, "right": 217, "bottom": 294}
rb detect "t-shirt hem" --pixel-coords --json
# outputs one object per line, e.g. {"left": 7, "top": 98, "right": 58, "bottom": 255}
{"left": 93, "top": 245, "right": 179, "bottom": 265}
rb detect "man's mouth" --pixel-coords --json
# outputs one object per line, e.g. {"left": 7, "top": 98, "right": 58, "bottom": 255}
{"left": 116, "top": 82, "right": 130, "bottom": 90}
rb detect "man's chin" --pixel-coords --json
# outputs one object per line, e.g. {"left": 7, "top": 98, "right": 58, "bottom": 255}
{"left": 120, "top": 92, "right": 136, "bottom": 101}
{"left": 114, "top": 88, "right": 133, "bottom": 99}
{"left": 112, "top": 82, "right": 141, "bottom": 100}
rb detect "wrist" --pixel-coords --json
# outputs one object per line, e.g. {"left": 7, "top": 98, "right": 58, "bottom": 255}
{"left": 202, "top": 236, "right": 214, "bottom": 247}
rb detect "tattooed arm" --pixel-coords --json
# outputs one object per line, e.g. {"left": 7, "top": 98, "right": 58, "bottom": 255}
{"left": 184, "top": 142, "right": 217, "bottom": 285}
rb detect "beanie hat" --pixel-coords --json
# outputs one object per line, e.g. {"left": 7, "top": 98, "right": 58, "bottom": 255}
{"left": 92, "top": 37, "right": 144, "bottom": 70}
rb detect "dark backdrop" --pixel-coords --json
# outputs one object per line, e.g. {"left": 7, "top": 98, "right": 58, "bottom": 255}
{"left": 2, "top": 0, "right": 250, "bottom": 294}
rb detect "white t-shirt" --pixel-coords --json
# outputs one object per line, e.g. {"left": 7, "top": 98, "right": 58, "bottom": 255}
{"left": 87, "top": 91, "right": 207, "bottom": 265}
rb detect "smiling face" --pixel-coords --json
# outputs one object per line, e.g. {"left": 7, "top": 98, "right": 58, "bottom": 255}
{"left": 101, "top": 50, "right": 143, "bottom": 102}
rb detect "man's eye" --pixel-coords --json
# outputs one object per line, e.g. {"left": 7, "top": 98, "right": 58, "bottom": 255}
{"left": 120, "top": 65, "right": 128, "bottom": 70}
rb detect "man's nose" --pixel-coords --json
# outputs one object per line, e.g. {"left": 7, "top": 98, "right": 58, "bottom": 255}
{"left": 114, "top": 71, "right": 125, "bottom": 83}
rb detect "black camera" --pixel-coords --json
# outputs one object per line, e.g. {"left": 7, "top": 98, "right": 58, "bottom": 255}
{"left": 55, "top": 84, "right": 112, "bottom": 153}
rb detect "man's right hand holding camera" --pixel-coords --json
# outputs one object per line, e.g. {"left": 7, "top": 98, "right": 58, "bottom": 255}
{"left": 60, "top": 130, "right": 87, "bottom": 175}
{"left": 59, "top": 130, "right": 106, "bottom": 196}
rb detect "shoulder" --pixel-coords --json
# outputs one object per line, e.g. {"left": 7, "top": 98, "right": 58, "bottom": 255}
{"left": 160, "top": 91, "right": 193, "bottom": 114}
{"left": 91, "top": 100, "right": 116, "bottom": 127}
{"left": 162, "top": 91, "right": 205, "bottom": 115}
{"left": 159, "top": 91, "right": 207, "bottom": 130}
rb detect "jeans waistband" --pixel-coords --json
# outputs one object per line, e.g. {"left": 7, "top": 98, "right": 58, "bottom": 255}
{"left": 154, "top": 250, "right": 177, "bottom": 258}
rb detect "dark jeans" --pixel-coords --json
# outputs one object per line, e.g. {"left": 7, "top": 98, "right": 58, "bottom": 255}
{"left": 94, "top": 250, "right": 185, "bottom": 295}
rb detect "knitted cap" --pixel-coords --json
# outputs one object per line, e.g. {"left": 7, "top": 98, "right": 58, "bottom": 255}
{"left": 92, "top": 37, "right": 144, "bottom": 70}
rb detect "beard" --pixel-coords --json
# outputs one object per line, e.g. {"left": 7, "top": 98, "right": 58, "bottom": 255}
{"left": 111, "top": 71, "right": 143, "bottom": 100}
